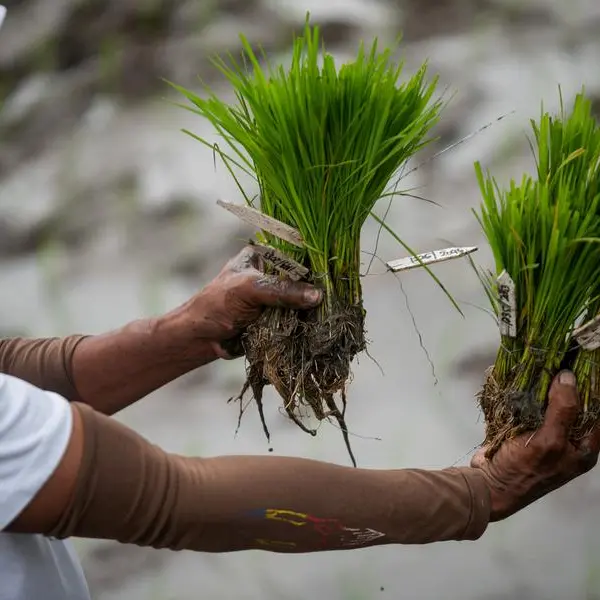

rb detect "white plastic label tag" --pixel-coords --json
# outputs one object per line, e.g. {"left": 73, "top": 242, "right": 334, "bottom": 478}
{"left": 386, "top": 246, "right": 478, "bottom": 272}
{"left": 217, "top": 200, "right": 304, "bottom": 247}
{"left": 574, "top": 314, "right": 600, "bottom": 351}
{"left": 497, "top": 270, "right": 517, "bottom": 338}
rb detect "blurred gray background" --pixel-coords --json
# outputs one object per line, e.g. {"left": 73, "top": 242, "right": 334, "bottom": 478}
{"left": 2, "top": 0, "right": 600, "bottom": 598}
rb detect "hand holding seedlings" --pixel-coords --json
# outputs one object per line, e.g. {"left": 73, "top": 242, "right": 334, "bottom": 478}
{"left": 190, "top": 245, "right": 323, "bottom": 359}
{"left": 472, "top": 370, "right": 600, "bottom": 521}
{"left": 475, "top": 91, "right": 600, "bottom": 455}
{"left": 173, "top": 19, "right": 452, "bottom": 464}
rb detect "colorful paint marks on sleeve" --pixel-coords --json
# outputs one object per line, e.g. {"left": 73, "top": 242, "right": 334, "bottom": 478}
{"left": 246, "top": 508, "right": 386, "bottom": 549}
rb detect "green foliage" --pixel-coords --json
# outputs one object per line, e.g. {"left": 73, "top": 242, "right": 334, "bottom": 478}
{"left": 171, "top": 17, "right": 443, "bottom": 313}
{"left": 474, "top": 90, "right": 600, "bottom": 411}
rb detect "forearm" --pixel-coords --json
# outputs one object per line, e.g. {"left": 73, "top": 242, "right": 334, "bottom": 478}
{"left": 48, "top": 403, "right": 491, "bottom": 552}
{"left": 0, "top": 307, "right": 219, "bottom": 415}
{"left": 69, "top": 307, "right": 218, "bottom": 414}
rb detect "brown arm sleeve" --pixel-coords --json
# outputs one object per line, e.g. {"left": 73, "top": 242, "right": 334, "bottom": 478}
{"left": 0, "top": 336, "right": 88, "bottom": 401}
{"left": 41, "top": 403, "right": 490, "bottom": 551}
{"left": 0, "top": 308, "right": 219, "bottom": 414}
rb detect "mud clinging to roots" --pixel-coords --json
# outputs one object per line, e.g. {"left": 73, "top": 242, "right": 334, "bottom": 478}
{"left": 232, "top": 303, "right": 366, "bottom": 466}
{"left": 477, "top": 367, "right": 544, "bottom": 458}
{"left": 478, "top": 365, "right": 600, "bottom": 459}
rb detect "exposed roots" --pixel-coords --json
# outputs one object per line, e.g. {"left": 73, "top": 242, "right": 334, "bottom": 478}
{"left": 477, "top": 367, "right": 544, "bottom": 457}
{"left": 232, "top": 303, "right": 366, "bottom": 467}
{"left": 478, "top": 366, "right": 600, "bottom": 458}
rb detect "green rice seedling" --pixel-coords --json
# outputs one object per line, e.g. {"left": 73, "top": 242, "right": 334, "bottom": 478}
{"left": 474, "top": 91, "right": 600, "bottom": 454}
{"left": 172, "top": 19, "right": 446, "bottom": 464}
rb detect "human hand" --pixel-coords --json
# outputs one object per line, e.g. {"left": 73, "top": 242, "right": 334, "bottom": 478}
{"left": 183, "top": 246, "right": 322, "bottom": 358}
{"left": 471, "top": 370, "right": 600, "bottom": 521}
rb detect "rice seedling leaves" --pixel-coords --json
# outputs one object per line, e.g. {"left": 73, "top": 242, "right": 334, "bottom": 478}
{"left": 474, "top": 89, "right": 600, "bottom": 451}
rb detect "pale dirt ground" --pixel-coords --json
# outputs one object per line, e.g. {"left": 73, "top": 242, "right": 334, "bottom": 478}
{"left": 3, "top": 1, "right": 600, "bottom": 598}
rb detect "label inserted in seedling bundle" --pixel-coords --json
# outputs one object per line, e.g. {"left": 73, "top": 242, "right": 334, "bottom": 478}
{"left": 217, "top": 200, "right": 304, "bottom": 248}
{"left": 573, "top": 314, "right": 600, "bottom": 351}
{"left": 497, "top": 270, "right": 517, "bottom": 338}
{"left": 251, "top": 243, "right": 309, "bottom": 281}
{"left": 386, "top": 246, "right": 478, "bottom": 272}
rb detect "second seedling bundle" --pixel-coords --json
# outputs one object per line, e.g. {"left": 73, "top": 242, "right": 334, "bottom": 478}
{"left": 475, "top": 92, "right": 600, "bottom": 454}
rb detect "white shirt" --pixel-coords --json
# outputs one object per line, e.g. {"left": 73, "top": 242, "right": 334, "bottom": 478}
{"left": 0, "top": 373, "right": 91, "bottom": 600}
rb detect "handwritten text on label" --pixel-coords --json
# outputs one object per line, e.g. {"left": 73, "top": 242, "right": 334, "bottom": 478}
{"left": 252, "top": 243, "right": 308, "bottom": 281}
{"left": 497, "top": 270, "right": 517, "bottom": 338}
{"left": 386, "top": 246, "right": 478, "bottom": 272}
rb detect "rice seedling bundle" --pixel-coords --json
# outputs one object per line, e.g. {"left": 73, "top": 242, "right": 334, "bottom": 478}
{"left": 173, "top": 21, "right": 446, "bottom": 464}
{"left": 474, "top": 91, "right": 600, "bottom": 454}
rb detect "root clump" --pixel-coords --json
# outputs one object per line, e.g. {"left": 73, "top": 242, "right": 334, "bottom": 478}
{"left": 478, "top": 366, "right": 600, "bottom": 458}
{"left": 234, "top": 303, "right": 366, "bottom": 466}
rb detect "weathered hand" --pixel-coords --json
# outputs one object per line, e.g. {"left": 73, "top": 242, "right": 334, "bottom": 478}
{"left": 185, "top": 246, "right": 322, "bottom": 357}
{"left": 471, "top": 370, "right": 600, "bottom": 521}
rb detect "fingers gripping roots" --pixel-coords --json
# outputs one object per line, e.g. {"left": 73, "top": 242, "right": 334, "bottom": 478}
{"left": 478, "top": 367, "right": 600, "bottom": 458}
{"left": 232, "top": 305, "right": 366, "bottom": 466}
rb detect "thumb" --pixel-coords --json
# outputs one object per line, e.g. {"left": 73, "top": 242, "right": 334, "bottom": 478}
{"left": 540, "top": 370, "right": 579, "bottom": 442}
{"left": 250, "top": 273, "right": 323, "bottom": 310}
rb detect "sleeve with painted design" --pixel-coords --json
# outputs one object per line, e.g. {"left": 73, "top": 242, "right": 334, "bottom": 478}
{"left": 26, "top": 402, "right": 492, "bottom": 551}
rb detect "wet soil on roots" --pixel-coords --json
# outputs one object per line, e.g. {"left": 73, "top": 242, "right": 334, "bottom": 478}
{"left": 232, "top": 303, "right": 366, "bottom": 466}
{"left": 478, "top": 365, "right": 600, "bottom": 458}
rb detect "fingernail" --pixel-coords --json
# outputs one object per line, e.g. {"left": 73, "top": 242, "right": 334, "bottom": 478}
{"left": 558, "top": 370, "right": 576, "bottom": 387}
{"left": 304, "top": 288, "right": 322, "bottom": 305}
